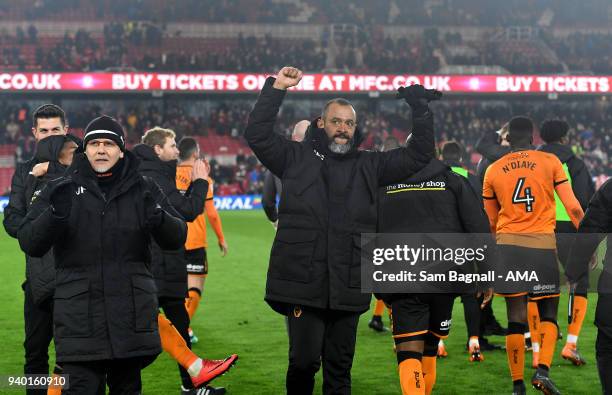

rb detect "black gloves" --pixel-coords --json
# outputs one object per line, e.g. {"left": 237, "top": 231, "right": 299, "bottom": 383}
{"left": 143, "top": 190, "right": 164, "bottom": 230}
{"left": 396, "top": 84, "right": 442, "bottom": 118}
{"left": 49, "top": 180, "right": 73, "bottom": 218}
{"left": 396, "top": 84, "right": 442, "bottom": 105}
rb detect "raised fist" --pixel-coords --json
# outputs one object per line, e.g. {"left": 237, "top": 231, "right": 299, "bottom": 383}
{"left": 272, "top": 66, "right": 303, "bottom": 90}
{"left": 396, "top": 84, "right": 442, "bottom": 106}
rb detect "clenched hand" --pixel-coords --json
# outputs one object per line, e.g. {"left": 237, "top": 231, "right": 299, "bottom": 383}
{"left": 272, "top": 66, "right": 303, "bottom": 90}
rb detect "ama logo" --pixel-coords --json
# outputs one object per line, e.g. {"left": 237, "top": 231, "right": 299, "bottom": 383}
{"left": 214, "top": 195, "right": 263, "bottom": 211}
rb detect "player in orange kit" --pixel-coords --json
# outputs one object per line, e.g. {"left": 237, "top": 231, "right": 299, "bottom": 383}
{"left": 482, "top": 116, "right": 584, "bottom": 395}
{"left": 176, "top": 137, "right": 228, "bottom": 344}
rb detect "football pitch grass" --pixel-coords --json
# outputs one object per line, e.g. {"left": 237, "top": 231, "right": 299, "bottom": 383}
{"left": 0, "top": 211, "right": 600, "bottom": 394}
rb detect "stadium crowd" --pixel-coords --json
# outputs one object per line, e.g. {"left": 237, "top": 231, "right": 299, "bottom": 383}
{"left": 549, "top": 32, "right": 612, "bottom": 74}
{"left": 1, "top": 98, "right": 610, "bottom": 197}
{"left": 3, "top": 24, "right": 612, "bottom": 74}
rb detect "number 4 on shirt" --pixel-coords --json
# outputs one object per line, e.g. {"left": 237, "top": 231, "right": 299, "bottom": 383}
{"left": 512, "top": 177, "right": 535, "bottom": 212}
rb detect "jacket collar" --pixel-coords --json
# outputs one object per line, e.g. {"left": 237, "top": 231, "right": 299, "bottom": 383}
{"left": 442, "top": 160, "right": 463, "bottom": 168}
{"left": 68, "top": 151, "right": 141, "bottom": 200}
{"left": 537, "top": 143, "right": 574, "bottom": 163}
{"left": 400, "top": 158, "right": 449, "bottom": 184}
{"left": 304, "top": 117, "right": 364, "bottom": 160}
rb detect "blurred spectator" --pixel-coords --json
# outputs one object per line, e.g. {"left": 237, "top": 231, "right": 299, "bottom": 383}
{"left": 15, "top": 26, "right": 25, "bottom": 44}
{"left": 27, "top": 24, "right": 37, "bottom": 44}
{"left": 4, "top": 115, "right": 20, "bottom": 144}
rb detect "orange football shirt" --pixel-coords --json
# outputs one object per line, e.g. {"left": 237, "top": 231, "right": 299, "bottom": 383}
{"left": 483, "top": 150, "right": 568, "bottom": 238}
{"left": 176, "top": 165, "right": 216, "bottom": 250}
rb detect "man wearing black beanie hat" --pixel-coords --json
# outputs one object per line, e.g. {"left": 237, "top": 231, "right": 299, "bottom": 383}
{"left": 82, "top": 115, "right": 127, "bottom": 198}
{"left": 17, "top": 115, "right": 188, "bottom": 394}
{"left": 538, "top": 119, "right": 595, "bottom": 366}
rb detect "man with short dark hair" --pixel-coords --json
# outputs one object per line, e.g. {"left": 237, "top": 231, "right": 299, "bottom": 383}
{"left": 17, "top": 115, "right": 187, "bottom": 394}
{"left": 483, "top": 116, "right": 584, "bottom": 395}
{"left": 441, "top": 141, "right": 482, "bottom": 195}
{"left": 3, "top": 104, "right": 68, "bottom": 395}
{"left": 537, "top": 119, "right": 595, "bottom": 366}
{"left": 4, "top": 104, "right": 68, "bottom": 235}
{"left": 245, "top": 66, "right": 438, "bottom": 394}
{"left": 176, "top": 137, "right": 228, "bottom": 347}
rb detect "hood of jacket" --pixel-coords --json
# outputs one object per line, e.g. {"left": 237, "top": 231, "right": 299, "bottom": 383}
{"left": 132, "top": 143, "right": 177, "bottom": 180}
{"left": 399, "top": 157, "right": 450, "bottom": 184}
{"left": 34, "top": 135, "right": 68, "bottom": 163}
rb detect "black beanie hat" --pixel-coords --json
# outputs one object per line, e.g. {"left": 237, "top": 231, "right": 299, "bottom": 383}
{"left": 83, "top": 115, "right": 125, "bottom": 151}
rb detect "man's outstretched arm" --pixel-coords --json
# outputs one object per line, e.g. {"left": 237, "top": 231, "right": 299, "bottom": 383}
{"left": 244, "top": 67, "right": 302, "bottom": 178}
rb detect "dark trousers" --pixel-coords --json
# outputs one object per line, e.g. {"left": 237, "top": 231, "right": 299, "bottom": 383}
{"left": 159, "top": 297, "right": 192, "bottom": 388}
{"left": 480, "top": 296, "right": 498, "bottom": 332}
{"left": 597, "top": 294, "right": 612, "bottom": 395}
{"left": 460, "top": 294, "right": 481, "bottom": 338}
{"left": 556, "top": 231, "right": 589, "bottom": 293}
{"left": 597, "top": 330, "right": 612, "bottom": 395}
{"left": 61, "top": 358, "right": 143, "bottom": 395}
{"left": 23, "top": 281, "right": 54, "bottom": 395}
{"left": 286, "top": 306, "right": 360, "bottom": 395}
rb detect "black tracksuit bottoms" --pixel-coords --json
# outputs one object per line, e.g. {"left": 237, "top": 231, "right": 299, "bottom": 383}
{"left": 23, "top": 280, "right": 54, "bottom": 395}
{"left": 61, "top": 357, "right": 145, "bottom": 395}
{"left": 286, "top": 306, "right": 360, "bottom": 395}
{"left": 597, "top": 294, "right": 612, "bottom": 395}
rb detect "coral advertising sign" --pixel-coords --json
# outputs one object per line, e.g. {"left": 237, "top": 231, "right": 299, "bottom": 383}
{"left": 0, "top": 72, "right": 609, "bottom": 94}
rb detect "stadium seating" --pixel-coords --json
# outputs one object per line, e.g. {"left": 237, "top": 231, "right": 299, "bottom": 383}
{"left": 2, "top": 0, "right": 612, "bottom": 74}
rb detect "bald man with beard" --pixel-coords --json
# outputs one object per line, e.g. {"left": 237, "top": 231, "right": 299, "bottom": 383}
{"left": 245, "top": 66, "right": 438, "bottom": 394}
